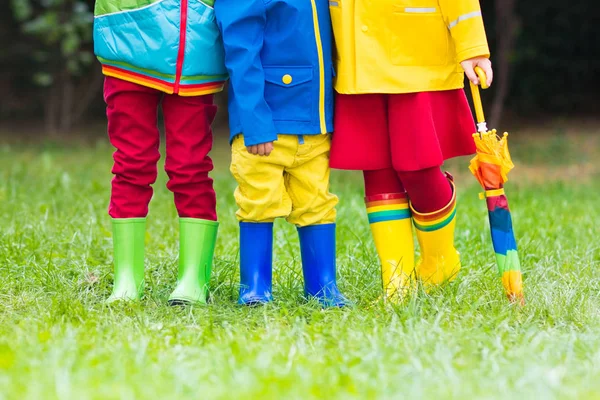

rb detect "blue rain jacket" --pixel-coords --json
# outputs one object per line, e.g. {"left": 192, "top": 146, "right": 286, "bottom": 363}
{"left": 215, "top": 0, "right": 335, "bottom": 146}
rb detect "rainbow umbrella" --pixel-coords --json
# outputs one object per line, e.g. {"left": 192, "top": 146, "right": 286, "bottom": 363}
{"left": 468, "top": 67, "right": 524, "bottom": 305}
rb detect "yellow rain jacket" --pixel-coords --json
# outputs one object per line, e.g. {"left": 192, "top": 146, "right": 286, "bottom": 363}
{"left": 330, "top": 0, "right": 490, "bottom": 94}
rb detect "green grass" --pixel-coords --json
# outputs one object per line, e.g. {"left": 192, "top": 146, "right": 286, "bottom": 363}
{"left": 0, "top": 133, "right": 599, "bottom": 399}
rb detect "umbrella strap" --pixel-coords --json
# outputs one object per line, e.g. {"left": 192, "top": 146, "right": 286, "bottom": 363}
{"left": 478, "top": 188, "right": 505, "bottom": 200}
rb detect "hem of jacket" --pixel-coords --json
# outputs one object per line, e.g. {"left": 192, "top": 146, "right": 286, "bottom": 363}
{"left": 228, "top": 122, "right": 334, "bottom": 144}
{"left": 101, "top": 64, "right": 225, "bottom": 95}
{"left": 333, "top": 82, "right": 464, "bottom": 95}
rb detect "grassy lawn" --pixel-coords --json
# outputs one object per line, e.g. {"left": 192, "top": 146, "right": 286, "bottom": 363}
{"left": 0, "top": 130, "right": 599, "bottom": 399}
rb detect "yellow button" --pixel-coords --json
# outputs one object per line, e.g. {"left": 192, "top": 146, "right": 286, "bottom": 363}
{"left": 282, "top": 74, "right": 293, "bottom": 85}
{"left": 361, "top": 25, "right": 368, "bottom": 32}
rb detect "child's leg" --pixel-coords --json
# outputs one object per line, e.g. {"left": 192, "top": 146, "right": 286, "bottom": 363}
{"left": 385, "top": 92, "right": 462, "bottom": 287}
{"left": 106, "top": 77, "right": 162, "bottom": 218}
{"left": 398, "top": 168, "right": 460, "bottom": 286}
{"left": 104, "top": 77, "right": 161, "bottom": 302}
{"left": 396, "top": 167, "right": 452, "bottom": 213}
{"left": 286, "top": 134, "right": 346, "bottom": 307}
{"left": 162, "top": 94, "right": 218, "bottom": 220}
{"left": 231, "top": 135, "right": 295, "bottom": 304}
{"left": 161, "top": 93, "right": 219, "bottom": 304}
{"left": 363, "top": 168, "right": 415, "bottom": 301}
{"left": 285, "top": 135, "right": 337, "bottom": 228}
{"left": 364, "top": 168, "right": 405, "bottom": 196}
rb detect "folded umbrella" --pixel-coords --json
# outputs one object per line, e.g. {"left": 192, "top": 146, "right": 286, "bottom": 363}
{"left": 468, "top": 67, "right": 524, "bottom": 305}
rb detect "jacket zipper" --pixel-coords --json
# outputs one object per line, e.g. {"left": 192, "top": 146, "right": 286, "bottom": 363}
{"left": 310, "top": 0, "right": 327, "bottom": 134}
{"left": 173, "top": 0, "right": 188, "bottom": 94}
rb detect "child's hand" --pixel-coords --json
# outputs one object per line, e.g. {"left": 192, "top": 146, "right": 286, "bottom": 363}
{"left": 247, "top": 142, "right": 274, "bottom": 156}
{"left": 461, "top": 57, "right": 493, "bottom": 87}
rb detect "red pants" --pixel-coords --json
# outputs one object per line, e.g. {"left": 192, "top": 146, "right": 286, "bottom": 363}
{"left": 104, "top": 77, "right": 218, "bottom": 220}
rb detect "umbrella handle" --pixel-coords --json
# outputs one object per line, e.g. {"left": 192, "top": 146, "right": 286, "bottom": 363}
{"left": 469, "top": 67, "right": 490, "bottom": 133}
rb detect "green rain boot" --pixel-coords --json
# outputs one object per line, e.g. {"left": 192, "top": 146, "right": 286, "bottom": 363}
{"left": 168, "top": 218, "right": 219, "bottom": 305}
{"left": 107, "top": 218, "right": 146, "bottom": 303}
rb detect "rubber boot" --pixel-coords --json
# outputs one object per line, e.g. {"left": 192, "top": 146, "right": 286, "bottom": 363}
{"left": 168, "top": 218, "right": 219, "bottom": 305}
{"left": 411, "top": 179, "right": 460, "bottom": 287}
{"left": 107, "top": 218, "right": 146, "bottom": 303}
{"left": 298, "top": 223, "right": 347, "bottom": 308}
{"left": 238, "top": 222, "right": 273, "bottom": 305}
{"left": 366, "top": 193, "right": 416, "bottom": 301}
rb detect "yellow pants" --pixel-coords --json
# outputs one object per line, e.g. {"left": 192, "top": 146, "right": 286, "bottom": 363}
{"left": 230, "top": 134, "right": 338, "bottom": 226}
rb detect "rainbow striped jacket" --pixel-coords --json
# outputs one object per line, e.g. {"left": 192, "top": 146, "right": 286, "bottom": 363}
{"left": 93, "top": 0, "right": 227, "bottom": 96}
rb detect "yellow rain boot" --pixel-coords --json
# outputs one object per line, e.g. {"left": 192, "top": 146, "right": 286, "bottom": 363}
{"left": 366, "top": 193, "right": 415, "bottom": 301}
{"left": 411, "top": 180, "right": 461, "bottom": 287}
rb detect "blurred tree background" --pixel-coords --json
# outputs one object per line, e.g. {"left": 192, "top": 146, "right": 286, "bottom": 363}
{"left": 0, "top": 0, "right": 598, "bottom": 135}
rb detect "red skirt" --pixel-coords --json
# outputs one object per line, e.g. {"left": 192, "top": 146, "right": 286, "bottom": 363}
{"left": 330, "top": 90, "right": 476, "bottom": 172}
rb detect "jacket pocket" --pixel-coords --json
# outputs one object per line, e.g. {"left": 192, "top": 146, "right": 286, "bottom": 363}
{"left": 264, "top": 66, "right": 314, "bottom": 123}
{"left": 389, "top": 6, "right": 449, "bottom": 67}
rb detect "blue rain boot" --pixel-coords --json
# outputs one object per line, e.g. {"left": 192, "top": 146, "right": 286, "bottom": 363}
{"left": 298, "top": 223, "right": 348, "bottom": 308}
{"left": 238, "top": 222, "right": 273, "bottom": 305}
